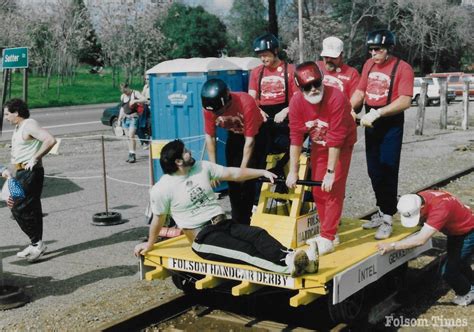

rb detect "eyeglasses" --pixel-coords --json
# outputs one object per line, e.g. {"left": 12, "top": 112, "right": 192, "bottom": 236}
{"left": 302, "top": 80, "right": 322, "bottom": 92}
{"left": 368, "top": 47, "right": 385, "bottom": 54}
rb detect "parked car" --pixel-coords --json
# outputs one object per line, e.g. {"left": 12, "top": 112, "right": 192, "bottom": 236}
{"left": 412, "top": 77, "right": 456, "bottom": 106}
{"left": 429, "top": 72, "right": 474, "bottom": 98}
{"left": 100, "top": 104, "right": 122, "bottom": 136}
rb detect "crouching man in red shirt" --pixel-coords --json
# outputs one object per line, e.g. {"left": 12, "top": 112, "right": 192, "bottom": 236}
{"left": 378, "top": 191, "right": 474, "bottom": 306}
{"left": 286, "top": 62, "right": 357, "bottom": 255}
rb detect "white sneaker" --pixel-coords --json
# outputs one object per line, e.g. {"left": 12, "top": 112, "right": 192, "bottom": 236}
{"left": 375, "top": 222, "right": 393, "bottom": 240}
{"left": 17, "top": 245, "right": 35, "bottom": 258}
{"left": 306, "top": 236, "right": 334, "bottom": 256}
{"left": 452, "top": 290, "right": 474, "bottom": 306}
{"left": 305, "top": 241, "right": 319, "bottom": 273}
{"left": 26, "top": 241, "right": 47, "bottom": 262}
{"left": 362, "top": 210, "right": 384, "bottom": 229}
{"left": 285, "top": 249, "right": 309, "bottom": 277}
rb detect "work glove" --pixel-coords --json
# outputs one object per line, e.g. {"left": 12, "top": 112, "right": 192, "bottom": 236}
{"left": 23, "top": 157, "right": 38, "bottom": 170}
{"left": 360, "top": 108, "right": 381, "bottom": 128}
{"left": 322, "top": 172, "right": 335, "bottom": 192}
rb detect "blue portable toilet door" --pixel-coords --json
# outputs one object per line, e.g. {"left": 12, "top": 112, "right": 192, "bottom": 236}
{"left": 152, "top": 75, "right": 206, "bottom": 160}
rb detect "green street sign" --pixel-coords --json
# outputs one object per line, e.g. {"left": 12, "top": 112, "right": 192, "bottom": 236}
{"left": 2, "top": 47, "right": 28, "bottom": 69}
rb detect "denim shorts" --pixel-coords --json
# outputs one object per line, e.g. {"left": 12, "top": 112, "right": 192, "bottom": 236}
{"left": 123, "top": 116, "right": 138, "bottom": 130}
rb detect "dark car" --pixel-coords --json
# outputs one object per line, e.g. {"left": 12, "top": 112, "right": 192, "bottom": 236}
{"left": 101, "top": 104, "right": 152, "bottom": 138}
{"left": 100, "top": 104, "right": 122, "bottom": 136}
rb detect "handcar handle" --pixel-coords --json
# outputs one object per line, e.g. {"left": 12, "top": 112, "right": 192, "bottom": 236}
{"left": 258, "top": 176, "right": 322, "bottom": 186}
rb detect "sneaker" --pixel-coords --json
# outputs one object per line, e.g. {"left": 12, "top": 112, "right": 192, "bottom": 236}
{"left": 305, "top": 241, "right": 319, "bottom": 273}
{"left": 285, "top": 249, "right": 309, "bottom": 277}
{"left": 306, "top": 236, "right": 334, "bottom": 256}
{"left": 26, "top": 241, "right": 47, "bottom": 262}
{"left": 452, "top": 291, "right": 474, "bottom": 306}
{"left": 362, "top": 210, "right": 384, "bottom": 229}
{"left": 333, "top": 233, "right": 340, "bottom": 246}
{"left": 16, "top": 245, "right": 35, "bottom": 258}
{"left": 126, "top": 153, "right": 136, "bottom": 163}
{"left": 375, "top": 222, "right": 393, "bottom": 240}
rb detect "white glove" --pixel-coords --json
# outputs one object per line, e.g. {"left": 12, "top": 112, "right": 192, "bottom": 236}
{"left": 23, "top": 157, "right": 38, "bottom": 170}
{"left": 360, "top": 108, "right": 381, "bottom": 128}
{"left": 322, "top": 172, "right": 335, "bottom": 192}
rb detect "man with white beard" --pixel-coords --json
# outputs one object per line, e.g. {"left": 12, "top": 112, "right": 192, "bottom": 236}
{"left": 286, "top": 62, "right": 357, "bottom": 255}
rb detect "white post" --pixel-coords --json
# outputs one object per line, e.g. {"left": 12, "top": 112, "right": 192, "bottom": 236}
{"left": 461, "top": 81, "right": 470, "bottom": 130}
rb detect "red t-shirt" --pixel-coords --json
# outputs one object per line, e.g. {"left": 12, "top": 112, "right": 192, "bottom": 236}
{"left": 203, "top": 92, "right": 263, "bottom": 137}
{"left": 317, "top": 61, "right": 360, "bottom": 100}
{"left": 248, "top": 62, "right": 297, "bottom": 106}
{"left": 288, "top": 86, "right": 357, "bottom": 149}
{"left": 419, "top": 190, "right": 474, "bottom": 236}
{"left": 357, "top": 56, "right": 414, "bottom": 107}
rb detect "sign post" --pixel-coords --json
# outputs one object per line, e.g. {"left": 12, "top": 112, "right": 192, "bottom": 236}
{"left": 1, "top": 47, "right": 29, "bottom": 133}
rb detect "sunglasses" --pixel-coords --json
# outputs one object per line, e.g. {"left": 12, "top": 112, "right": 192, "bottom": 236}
{"left": 302, "top": 80, "right": 322, "bottom": 92}
{"left": 368, "top": 47, "right": 385, "bottom": 53}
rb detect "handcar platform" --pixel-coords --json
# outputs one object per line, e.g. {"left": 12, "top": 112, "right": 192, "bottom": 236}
{"left": 141, "top": 153, "right": 432, "bottom": 307}
{"left": 141, "top": 218, "right": 431, "bottom": 307}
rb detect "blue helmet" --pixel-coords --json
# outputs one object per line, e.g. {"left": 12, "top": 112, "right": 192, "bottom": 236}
{"left": 253, "top": 33, "right": 280, "bottom": 54}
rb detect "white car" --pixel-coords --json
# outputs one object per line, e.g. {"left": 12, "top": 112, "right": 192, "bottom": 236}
{"left": 412, "top": 77, "right": 456, "bottom": 106}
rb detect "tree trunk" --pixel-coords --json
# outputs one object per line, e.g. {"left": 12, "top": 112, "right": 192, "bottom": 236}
{"left": 268, "top": 0, "right": 278, "bottom": 37}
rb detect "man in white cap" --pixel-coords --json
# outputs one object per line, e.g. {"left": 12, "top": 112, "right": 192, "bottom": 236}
{"left": 378, "top": 190, "right": 474, "bottom": 306}
{"left": 317, "top": 36, "right": 360, "bottom": 100}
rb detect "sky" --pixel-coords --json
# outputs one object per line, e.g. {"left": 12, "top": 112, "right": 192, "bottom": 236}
{"left": 183, "top": 0, "right": 234, "bottom": 15}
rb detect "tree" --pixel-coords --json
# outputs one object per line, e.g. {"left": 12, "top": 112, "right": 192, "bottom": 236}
{"left": 72, "top": 0, "right": 103, "bottom": 66}
{"left": 94, "top": 1, "right": 168, "bottom": 86}
{"left": 226, "top": 0, "right": 267, "bottom": 56}
{"left": 161, "top": 3, "right": 227, "bottom": 58}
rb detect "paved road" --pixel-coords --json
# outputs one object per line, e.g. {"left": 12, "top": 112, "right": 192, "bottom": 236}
{"left": 0, "top": 103, "right": 117, "bottom": 142}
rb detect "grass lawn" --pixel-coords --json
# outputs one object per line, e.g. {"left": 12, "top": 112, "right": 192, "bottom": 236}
{"left": 6, "top": 66, "right": 144, "bottom": 109}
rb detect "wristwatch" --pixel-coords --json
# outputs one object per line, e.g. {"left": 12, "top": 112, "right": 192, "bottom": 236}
{"left": 327, "top": 169, "right": 334, "bottom": 174}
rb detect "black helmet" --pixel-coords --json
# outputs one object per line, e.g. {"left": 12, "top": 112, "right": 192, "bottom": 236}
{"left": 253, "top": 33, "right": 279, "bottom": 53}
{"left": 366, "top": 29, "right": 396, "bottom": 47}
{"left": 201, "top": 79, "right": 231, "bottom": 113}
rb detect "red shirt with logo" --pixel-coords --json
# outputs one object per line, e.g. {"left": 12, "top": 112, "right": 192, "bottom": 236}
{"left": 249, "top": 62, "right": 298, "bottom": 106}
{"left": 317, "top": 61, "right": 360, "bottom": 100}
{"left": 288, "top": 86, "right": 357, "bottom": 149}
{"left": 203, "top": 92, "right": 263, "bottom": 137}
{"left": 357, "top": 56, "right": 414, "bottom": 107}
{"left": 419, "top": 190, "right": 474, "bottom": 236}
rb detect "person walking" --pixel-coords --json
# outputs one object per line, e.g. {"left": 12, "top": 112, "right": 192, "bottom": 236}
{"left": 249, "top": 33, "right": 297, "bottom": 178}
{"left": 378, "top": 191, "right": 474, "bottom": 306}
{"left": 117, "top": 83, "right": 145, "bottom": 163}
{"left": 2, "top": 98, "right": 56, "bottom": 262}
{"left": 286, "top": 62, "right": 357, "bottom": 255}
{"left": 202, "top": 78, "right": 264, "bottom": 225}
{"left": 317, "top": 36, "right": 360, "bottom": 100}
{"left": 350, "top": 30, "right": 414, "bottom": 240}
{"left": 134, "top": 139, "right": 318, "bottom": 277}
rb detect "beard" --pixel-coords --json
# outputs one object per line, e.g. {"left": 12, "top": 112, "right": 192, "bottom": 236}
{"left": 324, "top": 61, "right": 336, "bottom": 71}
{"left": 183, "top": 157, "right": 196, "bottom": 167}
{"left": 304, "top": 88, "right": 324, "bottom": 104}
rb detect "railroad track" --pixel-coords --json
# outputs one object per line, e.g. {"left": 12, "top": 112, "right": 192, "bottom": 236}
{"left": 99, "top": 166, "right": 473, "bottom": 331}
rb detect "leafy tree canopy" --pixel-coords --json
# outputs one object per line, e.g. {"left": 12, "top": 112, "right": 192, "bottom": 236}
{"left": 161, "top": 3, "right": 227, "bottom": 58}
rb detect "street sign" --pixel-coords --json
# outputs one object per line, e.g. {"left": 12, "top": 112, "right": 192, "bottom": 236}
{"left": 2, "top": 47, "right": 28, "bottom": 69}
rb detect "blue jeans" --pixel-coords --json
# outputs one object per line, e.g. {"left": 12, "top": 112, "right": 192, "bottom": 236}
{"left": 441, "top": 230, "right": 474, "bottom": 295}
{"left": 122, "top": 116, "right": 138, "bottom": 130}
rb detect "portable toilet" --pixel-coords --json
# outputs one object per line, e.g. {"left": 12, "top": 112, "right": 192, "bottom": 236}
{"left": 146, "top": 57, "right": 244, "bottom": 184}
{"left": 224, "top": 57, "right": 262, "bottom": 92}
